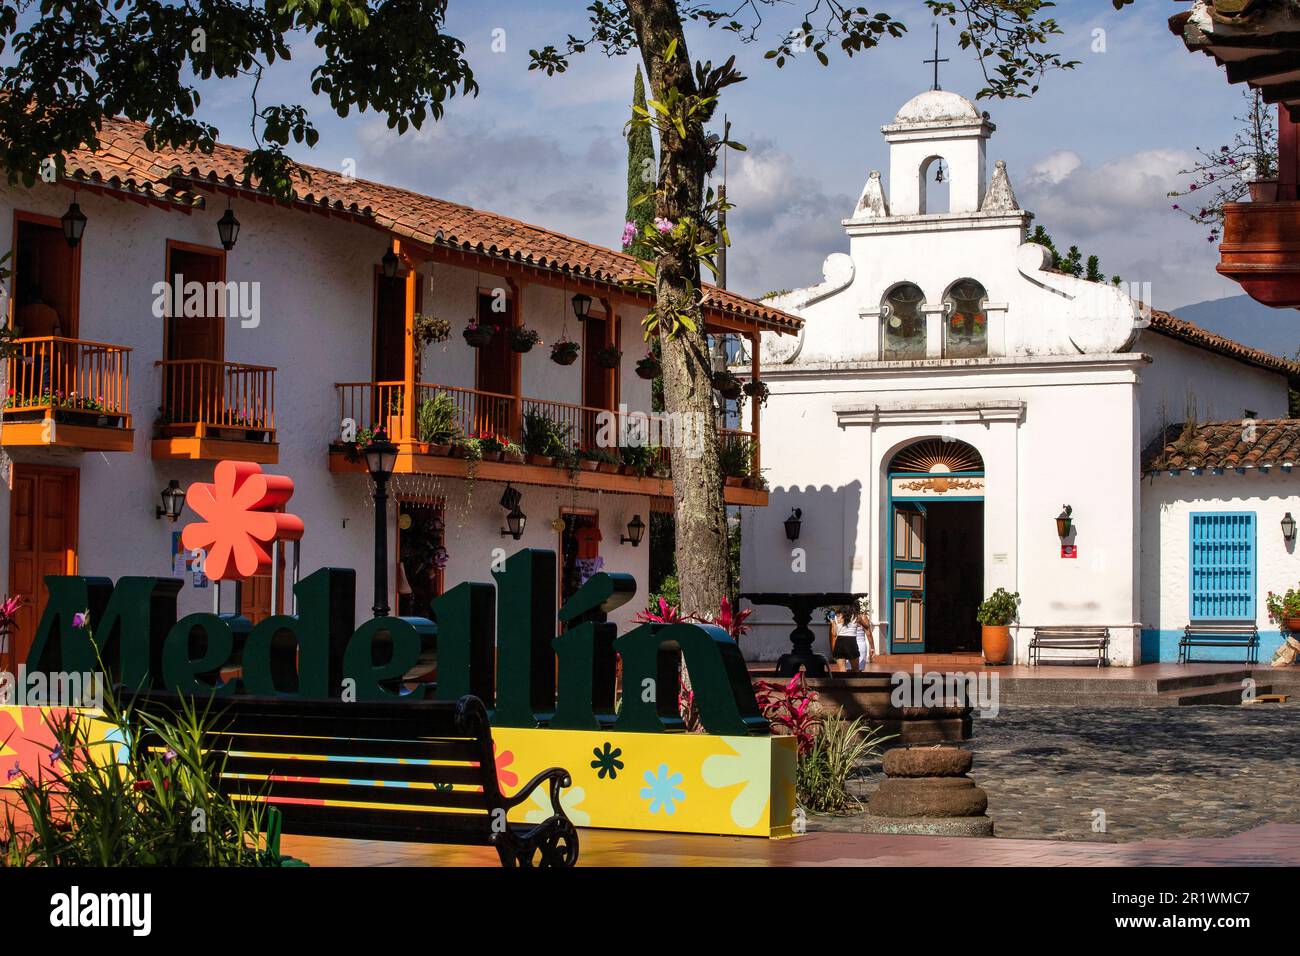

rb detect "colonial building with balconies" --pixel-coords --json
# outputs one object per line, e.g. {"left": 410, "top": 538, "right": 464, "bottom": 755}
{"left": 0, "top": 118, "right": 800, "bottom": 664}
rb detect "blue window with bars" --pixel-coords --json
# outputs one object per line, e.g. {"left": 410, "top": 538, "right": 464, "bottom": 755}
{"left": 1189, "top": 513, "right": 1256, "bottom": 621}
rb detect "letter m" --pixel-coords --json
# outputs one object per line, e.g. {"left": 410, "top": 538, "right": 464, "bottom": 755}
{"left": 26, "top": 576, "right": 181, "bottom": 691}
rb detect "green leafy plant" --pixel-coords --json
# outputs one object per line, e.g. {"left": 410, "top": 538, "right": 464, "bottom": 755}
{"left": 717, "top": 436, "right": 753, "bottom": 479}
{"left": 416, "top": 392, "right": 460, "bottom": 445}
{"left": 520, "top": 410, "right": 569, "bottom": 458}
{"left": 1, "top": 682, "right": 279, "bottom": 867}
{"left": 796, "top": 714, "right": 892, "bottom": 815}
{"left": 550, "top": 339, "right": 580, "bottom": 365}
{"left": 1265, "top": 588, "right": 1300, "bottom": 626}
{"left": 594, "top": 344, "right": 622, "bottom": 369}
{"left": 413, "top": 313, "right": 451, "bottom": 346}
{"left": 976, "top": 587, "right": 1021, "bottom": 627}
{"left": 508, "top": 325, "right": 542, "bottom": 352}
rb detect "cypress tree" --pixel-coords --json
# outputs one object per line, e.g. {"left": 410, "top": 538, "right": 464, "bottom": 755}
{"left": 625, "top": 65, "right": 656, "bottom": 259}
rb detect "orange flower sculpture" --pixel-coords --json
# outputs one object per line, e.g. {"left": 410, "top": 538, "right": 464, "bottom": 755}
{"left": 180, "top": 460, "right": 305, "bottom": 582}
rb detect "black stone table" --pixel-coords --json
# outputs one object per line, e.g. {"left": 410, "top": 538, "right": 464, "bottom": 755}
{"left": 741, "top": 592, "right": 865, "bottom": 677}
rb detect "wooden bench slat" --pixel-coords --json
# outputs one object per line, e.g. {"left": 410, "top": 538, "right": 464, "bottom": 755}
{"left": 221, "top": 777, "right": 495, "bottom": 811}
{"left": 202, "top": 732, "right": 482, "bottom": 762}
{"left": 1029, "top": 626, "right": 1109, "bottom": 667}
{"left": 1180, "top": 621, "right": 1259, "bottom": 664}
{"left": 218, "top": 754, "right": 488, "bottom": 786}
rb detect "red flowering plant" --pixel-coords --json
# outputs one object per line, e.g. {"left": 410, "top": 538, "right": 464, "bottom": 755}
{"left": 635, "top": 596, "right": 687, "bottom": 626}
{"left": 753, "top": 674, "right": 822, "bottom": 757}
{"left": 1265, "top": 588, "right": 1300, "bottom": 628}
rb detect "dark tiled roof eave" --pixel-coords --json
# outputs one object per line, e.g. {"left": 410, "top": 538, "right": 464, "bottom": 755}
{"left": 1144, "top": 308, "right": 1300, "bottom": 377}
{"left": 1142, "top": 419, "right": 1300, "bottom": 473}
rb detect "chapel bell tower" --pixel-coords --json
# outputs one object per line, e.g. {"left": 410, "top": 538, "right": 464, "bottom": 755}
{"left": 882, "top": 89, "right": 995, "bottom": 216}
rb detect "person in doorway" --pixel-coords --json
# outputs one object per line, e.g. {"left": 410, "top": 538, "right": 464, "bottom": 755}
{"left": 854, "top": 597, "right": 876, "bottom": 669}
{"left": 828, "top": 606, "right": 864, "bottom": 672}
{"left": 14, "top": 283, "right": 63, "bottom": 399}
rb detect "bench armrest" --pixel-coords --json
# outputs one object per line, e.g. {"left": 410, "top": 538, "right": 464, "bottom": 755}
{"left": 502, "top": 767, "right": 573, "bottom": 819}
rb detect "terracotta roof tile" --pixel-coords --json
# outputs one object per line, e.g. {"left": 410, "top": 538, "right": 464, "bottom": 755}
{"left": 1142, "top": 419, "right": 1300, "bottom": 472}
{"left": 62, "top": 118, "right": 802, "bottom": 334}
{"left": 1145, "top": 308, "right": 1300, "bottom": 377}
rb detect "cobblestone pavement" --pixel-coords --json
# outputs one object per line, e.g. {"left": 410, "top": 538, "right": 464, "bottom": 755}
{"left": 810, "top": 705, "right": 1300, "bottom": 842}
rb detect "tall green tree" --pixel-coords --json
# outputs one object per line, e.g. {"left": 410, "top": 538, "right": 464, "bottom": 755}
{"left": 625, "top": 65, "right": 657, "bottom": 259}
{"left": 0, "top": 0, "right": 1093, "bottom": 620}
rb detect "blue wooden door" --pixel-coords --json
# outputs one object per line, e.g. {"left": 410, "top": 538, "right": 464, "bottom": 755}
{"left": 890, "top": 503, "right": 926, "bottom": 653}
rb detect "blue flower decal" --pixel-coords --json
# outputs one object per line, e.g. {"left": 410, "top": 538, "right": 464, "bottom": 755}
{"left": 590, "top": 742, "right": 624, "bottom": 780}
{"left": 640, "top": 763, "right": 685, "bottom": 815}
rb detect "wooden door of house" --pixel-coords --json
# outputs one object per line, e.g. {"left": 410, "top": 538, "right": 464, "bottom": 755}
{"left": 373, "top": 269, "right": 422, "bottom": 437}
{"left": 890, "top": 503, "right": 926, "bottom": 653}
{"left": 7, "top": 464, "right": 78, "bottom": 667}
{"left": 164, "top": 243, "right": 225, "bottom": 427}
{"left": 474, "top": 290, "right": 515, "bottom": 438}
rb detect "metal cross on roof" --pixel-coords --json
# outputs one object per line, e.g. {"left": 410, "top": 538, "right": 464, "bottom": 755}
{"left": 924, "top": 24, "right": 948, "bottom": 91}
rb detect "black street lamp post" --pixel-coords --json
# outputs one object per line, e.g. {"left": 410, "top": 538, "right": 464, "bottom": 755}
{"left": 363, "top": 437, "right": 399, "bottom": 617}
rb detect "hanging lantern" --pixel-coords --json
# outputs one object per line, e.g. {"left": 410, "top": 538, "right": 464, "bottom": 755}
{"left": 61, "top": 200, "right": 87, "bottom": 248}
{"left": 216, "top": 200, "right": 241, "bottom": 250}
{"left": 571, "top": 293, "right": 593, "bottom": 321}
{"left": 381, "top": 245, "right": 400, "bottom": 278}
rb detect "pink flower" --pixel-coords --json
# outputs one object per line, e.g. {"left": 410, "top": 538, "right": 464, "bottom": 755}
{"left": 621, "top": 221, "right": 637, "bottom": 247}
{"left": 654, "top": 217, "right": 673, "bottom": 234}
{"left": 71, "top": 609, "right": 89, "bottom": 630}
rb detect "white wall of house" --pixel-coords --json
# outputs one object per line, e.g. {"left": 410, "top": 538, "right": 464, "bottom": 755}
{"left": 0, "top": 180, "right": 656, "bottom": 639}
{"left": 1140, "top": 472, "right": 1298, "bottom": 663}
{"left": 1134, "top": 331, "right": 1289, "bottom": 448}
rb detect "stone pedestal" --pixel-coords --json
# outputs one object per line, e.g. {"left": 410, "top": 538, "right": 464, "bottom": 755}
{"left": 864, "top": 745, "right": 993, "bottom": 837}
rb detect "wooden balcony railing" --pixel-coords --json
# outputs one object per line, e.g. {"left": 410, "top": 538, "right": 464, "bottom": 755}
{"left": 156, "top": 359, "right": 276, "bottom": 439}
{"left": 334, "top": 381, "right": 761, "bottom": 481}
{"left": 3, "top": 336, "right": 131, "bottom": 426}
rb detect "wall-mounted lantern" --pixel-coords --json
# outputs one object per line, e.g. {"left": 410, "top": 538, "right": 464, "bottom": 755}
{"left": 1056, "top": 505, "right": 1073, "bottom": 539}
{"left": 501, "top": 505, "right": 527, "bottom": 540}
{"left": 155, "top": 480, "right": 186, "bottom": 522}
{"left": 571, "top": 293, "right": 592, "bottom": 321}
{"left": 621, "top": 514, "right": 646, "bottom": 547}
{"left": 381, "top": 244, "right": 400, "bottom": 279}
{"left": 784, "top": 508, "right": 803, "bottom": 542}
{"left": 217, "top": 199, "right": 241, "bottom": 251}
{"left": 1283, "top": 512, "right": 1296, "bottom": 544}
{"left": 61, "top": 198, "right": 88, "bottom": 248}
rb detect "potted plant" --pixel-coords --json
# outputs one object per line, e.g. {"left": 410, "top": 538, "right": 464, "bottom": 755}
{"left": 975, "top": 587, "right": 1020, "bottom": 665}
{"left": 1249, "top": 179, "right": 1280, "bottom": 203}
{"left": 635, "top": 351, "right": 661, "bottom": 380}
{"left": 414, "top": 313, "right": 451, "bottom": 346}
{"left": 551, "top": 339, "right": 580, "bottom": 366}
{"left": 508, "top": 325, "right": 542, "bottom": 353}
{"left": 384, "top": 392, "right": 406, "bottom": 442}
{"left": 619, "top": 443, "right": 653, "bottom": 478}
{"left": 1265, "top": 588, "right": 1300, "bottom": 635}
{"left": 416, "top": 392, "right": 460, "bottom": 452}
{"left": 521, "top": 409, "right": 567, "bottom": 466}
{"left": 712, "top": 370, "right": 742, "bottom": 400}
{"left": 717, "top": 436, "right": 753, "bottom": 487}
{"left": 742, "top": 378, "right": 769, "bottom": 407}
{"left": 463, "top": 318, "right": 494, "bottom": 348}
{"left": 595, "top": 344, "right": 622, "bottom": 370}
{"left": 0, "top": 593, "right": 25, "bottom": 673}
{"left": 500, "top": 439, "right": 525, "bottom": 464}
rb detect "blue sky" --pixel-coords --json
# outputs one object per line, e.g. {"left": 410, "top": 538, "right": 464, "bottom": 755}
{"left": 141, "top": 2, "right": 1263, "bottom": 308}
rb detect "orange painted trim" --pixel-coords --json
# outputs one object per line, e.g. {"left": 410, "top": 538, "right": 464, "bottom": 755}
{"left": 151, "top": 436, "right": 279, "bottom": 464}
{"left": 0, "top": 421, "right": 134, "bottom": 453}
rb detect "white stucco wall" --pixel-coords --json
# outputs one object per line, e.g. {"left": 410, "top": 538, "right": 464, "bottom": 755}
{"left": 0, "top": 180, "right": 654, "bottom": 636}
{"left": 1140, "top": 472, "right": 1298, "bottom": 662}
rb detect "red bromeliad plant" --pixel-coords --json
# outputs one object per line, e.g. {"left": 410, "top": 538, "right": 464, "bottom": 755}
{"left": 636, "top": 595, "right": 751, "bottom": 639}
{"left": 635, "top": 596, "right": 686, "bottom": 625}
{"left": 753, "top": 674, "right": 822, "bottom": 756}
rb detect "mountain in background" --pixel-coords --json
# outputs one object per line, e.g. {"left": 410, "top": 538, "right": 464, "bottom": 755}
{"left": 1171, "top": 295, "right": 1298, "bottom": 361}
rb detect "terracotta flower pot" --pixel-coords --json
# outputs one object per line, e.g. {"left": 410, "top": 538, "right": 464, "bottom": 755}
{"left": 981, "top": 625, "right": 1012, "bottom": 665}
{"left": 597, "top": 461, "right": 619, "bottom": 475}
{"left": 1249, "top": 179, "right": 1280, "bottom": 203}
{"left": 527, "top": 454, "right": 553, "bottom": 467}
{"left": 1283, "top": 617, "right": 1300, "bottom": 635}
{"left": 502, "top": 450, "right": 525, "bottom": 464}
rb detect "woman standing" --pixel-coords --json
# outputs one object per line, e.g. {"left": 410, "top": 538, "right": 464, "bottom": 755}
{"left": 828, "top": 606, "right": 864, "bottom": 672}
{"left": 854, "top": 597, "right": 876, "bottom": 669}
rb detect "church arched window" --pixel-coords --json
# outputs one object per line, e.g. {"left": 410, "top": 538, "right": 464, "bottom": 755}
{"left": 881, "top": 283, "right": 927, "bottom": 360}
{"left": 942, "top": 279, "right": 988, "bottom": 358}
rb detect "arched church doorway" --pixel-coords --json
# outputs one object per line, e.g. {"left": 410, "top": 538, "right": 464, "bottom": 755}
{"left": 887, "top": 439, "right": 985, "bottom": 655}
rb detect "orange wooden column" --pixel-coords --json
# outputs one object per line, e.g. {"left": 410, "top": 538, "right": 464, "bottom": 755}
{"left": 399, "top": 241, "right": 417, "bottom": 444}
{"left": 750, "top": 330, "right": 761, "bottom": 476}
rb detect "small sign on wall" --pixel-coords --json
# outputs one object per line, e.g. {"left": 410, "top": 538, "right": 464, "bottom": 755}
{"left": 1061, "top": 545, "right": 1077, "bottom": 559}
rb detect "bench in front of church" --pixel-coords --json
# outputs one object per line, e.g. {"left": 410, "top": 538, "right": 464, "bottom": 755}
{"left": 1179, "top": 622, "right": 1260, "bottom": 665}
{"left": 1029, "top": 626, "right": 1110, "bottom": 667}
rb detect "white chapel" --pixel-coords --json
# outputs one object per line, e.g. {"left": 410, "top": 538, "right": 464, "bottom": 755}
{"left": 741, "top": 88, "right": 1299, "bottom": 667}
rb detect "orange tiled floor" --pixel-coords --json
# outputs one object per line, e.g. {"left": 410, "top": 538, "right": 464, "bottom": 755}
{"left": 279, "top": 822, "right": 1300, "bottom": 867}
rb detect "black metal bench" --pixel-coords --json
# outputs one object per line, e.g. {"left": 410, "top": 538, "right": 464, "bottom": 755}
{"left": 1029, "top": 626, "right": 1110, "bottom": 667}
{"left": 131, "top": 692, "right": 578, "bottom": 867}
{"left": 1179, "top": 621, "right": 1259, "bottom": 665}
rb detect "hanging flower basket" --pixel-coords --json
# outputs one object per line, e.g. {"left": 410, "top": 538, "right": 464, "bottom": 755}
{"left": 414, "top": 314, "right": 451, "bottom": 346}
{"left": 595, "top": 345, "right": 622, "bottom": 370}
{"left": 463, "top": 322, "right": 494, "bottom": 348}
{"left": 509, "top": 326, "right": 542, "bottom": 353}
{"left": 712, "top": 371, "right": 742, "bottom": 400}
{"left": 741, "top": 379, "right": 769, "bottom": 406}
{"left": 551, "top": 340, "right": 580, "bottom": 366}
{"left": 635, "top": 354, "right": 662, "bottom": 380}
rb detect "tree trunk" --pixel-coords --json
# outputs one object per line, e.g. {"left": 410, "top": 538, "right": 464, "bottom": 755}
{"left": 625, "top": 0, "right": 728, "bottom": 621}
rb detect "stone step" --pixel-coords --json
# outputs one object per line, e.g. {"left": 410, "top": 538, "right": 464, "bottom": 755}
{"left": 1154, "top": 681, "right": 1273, "bottom": 706}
